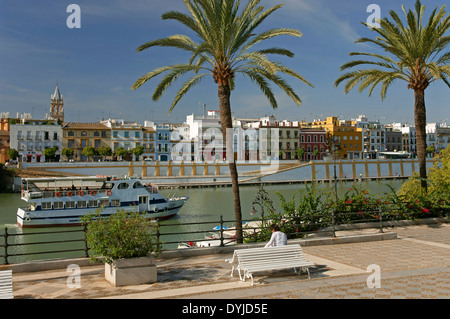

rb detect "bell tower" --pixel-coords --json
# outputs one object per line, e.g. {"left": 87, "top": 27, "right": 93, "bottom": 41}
{"left": 50, "top": 84, "right": 64, "bottom": 122}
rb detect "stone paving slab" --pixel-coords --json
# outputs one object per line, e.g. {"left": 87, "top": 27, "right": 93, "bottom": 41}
{"left": 9, "top": 223, "right": 450, "bottom": 299}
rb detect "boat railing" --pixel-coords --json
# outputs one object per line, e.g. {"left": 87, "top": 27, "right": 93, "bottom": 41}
{"left": 23, "top": 187, "right": 113, "bottom": 200}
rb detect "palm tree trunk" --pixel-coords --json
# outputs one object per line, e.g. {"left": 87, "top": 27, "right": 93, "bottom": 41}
{"left": 218, "top": 83, "right": 243, "bottom": 244}
{"left": 414, "top": 89, "right": 428, "bottom": 192}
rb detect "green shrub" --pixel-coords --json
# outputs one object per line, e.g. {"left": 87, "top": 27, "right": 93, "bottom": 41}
{"left": 81, "top": 209, "right": 160, "bottom": 265}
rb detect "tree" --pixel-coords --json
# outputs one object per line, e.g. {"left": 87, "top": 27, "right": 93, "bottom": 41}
{"left": 114, "top": 147, "right": 129, "bottom": 160}
{"left": 132, "top": 0, "right": 312, "bottom": 242}
{"left": 43, "top": 146, "right": 58, "bottom": 162}
{"left": 62, "top": 148, "right": 74, "bottom": 161}
{"left": 7, "top": 148, "right": 19, "bottom": 161}
{"left": 97, "top": 146, "right": 112, "bottom": 161}
{"left": 82, "top": 146, "right": 97, "bottom": 161}
{"left": 132, "top": 145, "right": 145, "bottom": 161}
{"left": 296, "top": 148, "right": 305, "bottom": 161}
{"left": 426, "top": 144, "right": 435, "bottom": 157}
{"left": 335, "top": 0, "right": 450, "bottom": 192}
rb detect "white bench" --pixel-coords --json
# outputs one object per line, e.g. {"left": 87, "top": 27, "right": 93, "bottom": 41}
{"left": 225, "top": 244, "right": 314, "bottom": 285}
{"left": 0, "top": 270, "right": 13, "bottom": 299}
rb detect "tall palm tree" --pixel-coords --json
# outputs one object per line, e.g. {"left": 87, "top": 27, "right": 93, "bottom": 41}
{"left": 132, "top": 0, "right": 312, "bottom": 242}
{"left": 335, "top": 0, "right": 449, "bottom": 192}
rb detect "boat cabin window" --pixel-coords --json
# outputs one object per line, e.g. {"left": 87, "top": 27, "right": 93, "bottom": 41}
{"left": 42, "top": 202, "right": 52, "bottom": 210}
{"left": 66, "top": 201, "right": 76, "bottom": 208}
{"left": 103, "top": 182, "right": 114, "bottom": 189}
{"left": 99, "top": 199, "right": 109, "bottom": 207}
{"left": 78, "top": 200, "right": 87, "bottom": 208}
{"left": 133, "top": 181, "right": 144, "bottom": 189}
{"left": 111, "top": 199, "right": 120, "bottom": 207}
{"left": 54, "top": 202, "right": 64, "bottom": 209}
{"left": 89, "top": 200, "right": 98, "bottom": 208}
{"left": 117, "top": 182, "right": 129, "bottom": 190}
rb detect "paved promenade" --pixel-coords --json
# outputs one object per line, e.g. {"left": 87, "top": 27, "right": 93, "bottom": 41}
{"left": 7, "top": 222, "right": 450, "bottom": 300}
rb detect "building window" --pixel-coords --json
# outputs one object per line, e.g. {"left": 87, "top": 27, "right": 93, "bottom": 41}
{"left": 113, "top": 131, "right": 118, "bottom": 138}
{"left": 135, "top": 132, "right": 140, "bottom": 138}
{"left": 124, "top": 132, "right": 129, "bottom": 138}
{"left": 94, "top": 131, "right": 100, "bottom": 137}
{"left": 81, "top": 131, "right": 87, "bottom": 137}
{"left": 68, "top": 131, "right": 74, "bottom": 137}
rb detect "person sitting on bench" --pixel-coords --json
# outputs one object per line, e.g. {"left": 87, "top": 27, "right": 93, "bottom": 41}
{"left": 265, "top": 224, "right": 287, "bottom": 247}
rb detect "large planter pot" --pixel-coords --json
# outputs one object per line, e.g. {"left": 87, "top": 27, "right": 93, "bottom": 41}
{"left": 105, "top": 256, "right": 157, "bottom": 287}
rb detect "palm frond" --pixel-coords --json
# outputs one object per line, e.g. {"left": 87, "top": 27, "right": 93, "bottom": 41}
{"left": 169, "top": 73, "right": 208, "bottom": 113}
{"left": 337, "top": 0, "right": 450, "bottom": 98}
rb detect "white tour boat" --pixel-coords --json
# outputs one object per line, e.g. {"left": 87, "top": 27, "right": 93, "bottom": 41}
{"left": 17, "top": 176, "right": 188, "bottom": 228}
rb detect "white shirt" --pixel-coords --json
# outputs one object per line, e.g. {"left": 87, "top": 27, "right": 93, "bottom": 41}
{"left": 265, "top": 231, "right": 287, "bottom": 247}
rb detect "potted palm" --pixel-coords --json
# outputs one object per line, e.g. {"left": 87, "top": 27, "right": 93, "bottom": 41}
{"left": 81, "top": 209, "right": 160, "bottom": 287}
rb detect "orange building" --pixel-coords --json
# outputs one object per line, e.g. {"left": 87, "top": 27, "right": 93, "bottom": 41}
{"left": 301, "top": 117, "right": 363, "bottom": 159}
{"left": 0, "top": 117, "right": 11, "bottom": 163}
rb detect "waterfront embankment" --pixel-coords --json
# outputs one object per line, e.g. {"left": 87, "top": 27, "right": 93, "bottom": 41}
{"left": 12, "top": 158, "right": 432, "bottom": 189}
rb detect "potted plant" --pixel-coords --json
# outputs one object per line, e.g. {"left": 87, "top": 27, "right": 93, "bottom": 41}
{"left": 81, "top": 209, "right": 160, "bottom": 287}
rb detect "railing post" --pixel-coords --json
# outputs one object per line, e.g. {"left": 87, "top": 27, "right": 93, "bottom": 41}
{"left": 331, "top": 210, "right": 336, "bottom": 238}
{"left": 379, "top": 206, "right": 384, "bottom": 233}
{"left": 155, "top": 220, "right": 161, "bottom": 250}
{"left": 219, "top": 215, "right": 224, "bottom": 247}
{"left": 3, "top": 227, "right": 9, "bottom": 265}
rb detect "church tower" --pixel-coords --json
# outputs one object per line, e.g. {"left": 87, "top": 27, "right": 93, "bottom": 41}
{"left": 50, "top": 84, "right": 64, "bottom": 122}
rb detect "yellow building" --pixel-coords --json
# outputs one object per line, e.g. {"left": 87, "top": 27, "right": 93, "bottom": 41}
{"left": 62, "top": 123, "right": 110, "bottom": 161}
{"left": 0, "top": 118, "right": 11, "bottom": 163}
{"left": 302, "top": 117, "right": 363, "bottom": 159}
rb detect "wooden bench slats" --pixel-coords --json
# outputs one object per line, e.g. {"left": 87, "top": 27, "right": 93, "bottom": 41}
{"left": 0, "top": 270, "right": 13, "bottom": 299}
{"left": 226, "top": 244, "right": 314, "bottom": 285}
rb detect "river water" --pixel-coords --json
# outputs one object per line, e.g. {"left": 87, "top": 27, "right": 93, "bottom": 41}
{"left": 0, "top": 179, "right": 405, "bottom": 263}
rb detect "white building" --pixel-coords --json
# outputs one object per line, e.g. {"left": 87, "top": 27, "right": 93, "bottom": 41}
{"left": 10, "top": 118, "right": 62, "bottom": 162}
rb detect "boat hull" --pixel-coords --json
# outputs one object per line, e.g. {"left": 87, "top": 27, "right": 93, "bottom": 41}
{"left": 17, "top": 204, "right": 183, "bottom": 228}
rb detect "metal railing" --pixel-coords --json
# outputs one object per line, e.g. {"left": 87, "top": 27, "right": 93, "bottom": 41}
{"left": 1, "top": 206, "right": 448, "bottom": 265}
{"left": 1, "top": 226, "right": 89, "bottom": 265}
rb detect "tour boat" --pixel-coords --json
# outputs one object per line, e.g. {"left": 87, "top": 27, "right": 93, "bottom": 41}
{"left": 17, "top": 176, "right": 188, "bottom": 228}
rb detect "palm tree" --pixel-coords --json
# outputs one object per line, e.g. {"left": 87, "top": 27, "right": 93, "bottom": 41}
{"left": 335, "top": 0, "right": 449, "bottom": 192}
{"left": 132, "top": 0, "right": 312, "bottom": 242}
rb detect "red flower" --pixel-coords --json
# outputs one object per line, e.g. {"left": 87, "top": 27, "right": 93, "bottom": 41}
{"left": 421, "top": 208, "right": 430, "bottom": 213}
{"left": 346, "top": 199, "right": 353, "bottom": 204}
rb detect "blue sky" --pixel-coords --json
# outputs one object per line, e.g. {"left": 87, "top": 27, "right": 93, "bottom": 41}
{"left": 0, "top": 0, "right": 448, "bottom": 125}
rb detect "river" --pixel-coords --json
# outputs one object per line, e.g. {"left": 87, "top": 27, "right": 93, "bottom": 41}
{"left": 0, "top": 179, "right": 405, "bottom": 263}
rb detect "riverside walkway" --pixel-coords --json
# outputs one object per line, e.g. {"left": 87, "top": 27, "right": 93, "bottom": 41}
{"left": 6, "top": 222, "right": 450, "bottom": 299}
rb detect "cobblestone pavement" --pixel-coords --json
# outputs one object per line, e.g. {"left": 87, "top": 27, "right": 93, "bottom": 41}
{"left": 10, "top": 223, "right": 450, "bottom": 299}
